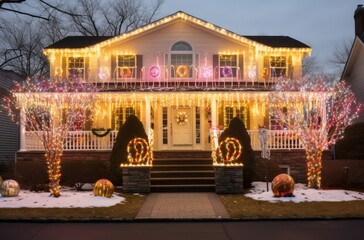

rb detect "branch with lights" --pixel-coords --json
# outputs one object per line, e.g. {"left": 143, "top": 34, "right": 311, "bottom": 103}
{"left": 269, "top": 76, "right": 361, "bottom": 189}
{"left": 2, "top": 77, "right": 97, "bottom": 197}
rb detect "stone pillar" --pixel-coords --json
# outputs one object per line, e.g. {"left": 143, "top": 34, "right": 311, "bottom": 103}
{"left": 215, "top": 166, "right": 244, "bottom": 194}
{"left": 122, "top": 167, "right": 151, "bottom": 193}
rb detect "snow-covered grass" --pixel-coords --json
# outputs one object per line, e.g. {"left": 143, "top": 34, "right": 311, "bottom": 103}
{"left": 0, "top": 187, "right": 125, "bottom": 208}
{"left": 245, "top": 182, "right": 364, "bottom": 203}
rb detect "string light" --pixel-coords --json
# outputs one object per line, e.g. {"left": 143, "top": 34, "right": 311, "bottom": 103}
{"left": 270, "top": 76, "right": 362, "bottom": 189}
{"left": 2, "top": 77, "right": 97, "bottom": 197}
{"left": 122, "top": 137, "right": 153, "bottom": 167}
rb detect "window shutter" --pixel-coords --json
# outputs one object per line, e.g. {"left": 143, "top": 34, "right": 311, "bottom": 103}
{"left": 85, "top": 57, "right": 89, "bottom": 81}
{"left": 62, "top": 57, "right": 67, "bottom": 78}
{"left": 239, "top": 54, "right": 244, "bottom": 79}
{"left": 111, "top": 55, "right": 116, "bottom": 79}
{"left": 263, "top": 56, "right": 270, "bottom": 79}
{"left": 137, "top": 55, "right": 143, "bottom": 79}
{"left": 288, "top": 56, "right": 293, "bottom": 78}
{"left": 213, "top": 54, "right": 219, "bottom": 80}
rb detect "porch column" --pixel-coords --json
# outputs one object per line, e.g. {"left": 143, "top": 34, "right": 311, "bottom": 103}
{"left": 20, "top": 107, "right": 26, "bottom": 151}
{"left": 211, "top": 97, "right": 217, "bottom": 128}
{"left": 145, "top": 97, "right": 151, "bottom": 140}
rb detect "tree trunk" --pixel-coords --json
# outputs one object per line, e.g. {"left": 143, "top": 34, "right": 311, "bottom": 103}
{"left": 44, "top": 140, "right": 63, "bottom": 197}
{"left": 305, "top": 148, "right": 323, "bottom": 189}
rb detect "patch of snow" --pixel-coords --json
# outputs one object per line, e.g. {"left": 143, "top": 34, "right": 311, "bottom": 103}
{"left": 0, "top": 188, "right": 125, "bottom": 208}
{"left": 245, "top": 182, "right": 364, "bottom": 203}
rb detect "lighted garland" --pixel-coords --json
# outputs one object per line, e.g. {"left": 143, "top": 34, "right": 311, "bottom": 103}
{"left": 175, "top": 111, "right": 188, "bottom": 125}
{"left": 216, "top": 137, "right": 242, "bottom": 164}
{"left": 176, "top": 65, "right": 189, "bottom": 78}
{"left": 91, "top": 128, "right": 112, "bottom": 137}
{"left": 221, "top": 66, "right": 233, "bottom": 78}
{"left": 127, "top": 138, "right": 151, "bottom": 165}
{"left": 119, "top": 66, "right": 132, "bottom": 78}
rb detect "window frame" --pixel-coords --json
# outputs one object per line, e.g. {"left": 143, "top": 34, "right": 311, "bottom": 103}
{"left": 117, "top": 55, "right": 137, "bottom": 80}
{"left": 269, "top": 56, "right": 287, "bottom": 78}
{"left": 68, "top": 57, "right": 85, "bottom": 79}
{"left": 170, "top": 41, "right": 195, "bottom": 79}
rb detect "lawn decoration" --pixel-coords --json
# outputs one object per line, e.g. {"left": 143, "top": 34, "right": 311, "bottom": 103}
{"left": 93, "top": 179, "right": 114, "bottom": 198}
{"left": 126, "top": 137, "right": 152, "bottom": 165}
{"left": 0, "top": 179, "right": 20, "bottom": 197}
{"left": 2, "top": 77, "right": 97, "bottom": 197}
{"left": 216, "top": 137, "right": 242, "bottom": 164}
{"left": 271, "top": 174, "right": 295, "bottom": 197}
{"left": 270, "top": 77, "right": 361, "bottom": 189}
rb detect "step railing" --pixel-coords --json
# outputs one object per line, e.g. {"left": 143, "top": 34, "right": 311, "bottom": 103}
{"left": 24, "top": 129, "right": 304, "bottom": 151}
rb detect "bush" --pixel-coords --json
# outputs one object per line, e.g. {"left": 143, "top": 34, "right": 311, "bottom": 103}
{"left": 109, "top": 115, "right": 148, "bottom": 184}
{"left": 219, "top": 117, "right": 256, "bottom": 188}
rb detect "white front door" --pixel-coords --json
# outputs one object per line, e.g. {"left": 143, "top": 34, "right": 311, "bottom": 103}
{"left": 172, "top": 107, "right": 193, "bottom": 146}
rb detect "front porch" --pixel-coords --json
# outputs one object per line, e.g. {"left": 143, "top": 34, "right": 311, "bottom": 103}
{"left": 22, "top": 129, "right": 303, "bottom": 151}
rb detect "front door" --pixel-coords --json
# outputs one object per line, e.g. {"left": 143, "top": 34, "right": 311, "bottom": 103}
{"left": 172, "top": 107, "right": 193, "bottom": 146}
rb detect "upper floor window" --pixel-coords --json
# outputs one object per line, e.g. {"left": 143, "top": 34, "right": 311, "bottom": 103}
{"left": 171, "top": 41, "right": 193, "bottom": 78}
{"left": 117, "top": 55, "right": 136, "bottom": 79}
{"left": 68, "top": 57, "right": 85, "bottom": 79}
{"left": 264, "top": 56, "right": 287, "bottom": 79}
{"left": 219, "top": 55, "right": 238, "bottom": 78}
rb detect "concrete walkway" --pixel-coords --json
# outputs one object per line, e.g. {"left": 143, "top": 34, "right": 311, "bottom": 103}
{"left": 136, "top": 193, "right": 230, "bottom": 219}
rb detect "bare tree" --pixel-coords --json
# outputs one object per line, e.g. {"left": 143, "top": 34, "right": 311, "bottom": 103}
{"left": 330, "top": 39, "right": 352, "bottom": 72}
{"left": 302, "top": 56, "right": 320, "bottom": 76}
{"left": 0, "top": 0, "right": 164, "bottom": 77}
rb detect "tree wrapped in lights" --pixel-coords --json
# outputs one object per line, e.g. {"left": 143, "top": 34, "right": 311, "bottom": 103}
{"left": 270, "top": 77, "right": 361, "bottom": 189}
{"left": 2, "top": 77, "right": 97, "bottom": 197}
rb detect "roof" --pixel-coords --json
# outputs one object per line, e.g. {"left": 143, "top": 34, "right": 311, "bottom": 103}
{"left": 45, "top": 11, "right": 311, "bottom": 51}
{"left": 45, "top": 36, "right": 113, "bottom": 49}
{"left": 243, "top": 36, "right": 310, "bottom": 48}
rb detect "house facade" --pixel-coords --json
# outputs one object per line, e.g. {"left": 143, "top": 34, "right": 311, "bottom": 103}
{"left": 21, "top": 11, "right": 311, "bottom": 153}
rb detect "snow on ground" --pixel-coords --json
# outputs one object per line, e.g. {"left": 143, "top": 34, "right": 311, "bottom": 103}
{"left": 0, "top": 187, "right": 125, "bottom": 208}
{"left": 245, "top": 182, "right": 364, "bottom": 203}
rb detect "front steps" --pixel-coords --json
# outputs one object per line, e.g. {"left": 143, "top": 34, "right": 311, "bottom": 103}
{"left": 151, "top": 151, "right": 215, "bottom": 192}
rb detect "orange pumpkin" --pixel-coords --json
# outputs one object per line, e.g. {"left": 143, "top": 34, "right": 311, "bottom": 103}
{"left": 93, "top": 179, "right": 114, "bottom": 198}
{"left": 272, "top": 174, "right": 295, "bottom": 197}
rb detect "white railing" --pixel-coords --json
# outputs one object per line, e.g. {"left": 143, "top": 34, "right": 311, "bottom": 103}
{"left": 24, "top": 130, "right": 304, "bottom": 151}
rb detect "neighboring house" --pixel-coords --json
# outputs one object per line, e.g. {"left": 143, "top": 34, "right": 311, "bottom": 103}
{"left": 0, "top": 69, "right": 21, "bottom": 173}
{"left": 342, "top": 5, "right": 364, "bottom": 123}
{"left": 16, "top": 11, "right": 317, "bottom": 185}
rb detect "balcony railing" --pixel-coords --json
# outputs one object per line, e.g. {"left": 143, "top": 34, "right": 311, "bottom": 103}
{"left": 80, "top": 65, "right": 277, "bottom": 91}
{"left": 24, "top": 130, "right": 304, "bottom": 151}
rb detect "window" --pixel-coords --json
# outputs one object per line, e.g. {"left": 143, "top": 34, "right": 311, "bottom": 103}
{"left": 269, "top": 56, "right": 287, "bottom": 78}
{"left": 171, "top": 41, "right": 193, "bottom": 78}
{"left": 196, "top": 107, "right": 201, "bottom": 144}
{"left": 112, "top": 106, "right": 139, "bottom": 130}
{"left": 68, "top": 57, "right": 85, "bottom": 79}
{"left": 162, "top": 107, "right": 168, "bottom": 144}
{"left": 117, "top": 55, "right": 136, "bottom": 79}
{"left": 218, "top": 105, "right": 248, "bottom": 129}
{"left": 219, "top": 55, "right": 238, "bottom": 78}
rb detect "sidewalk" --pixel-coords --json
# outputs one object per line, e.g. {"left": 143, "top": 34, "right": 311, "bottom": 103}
{"left": 136, "top": 193, "right": 230, "bottom": 219}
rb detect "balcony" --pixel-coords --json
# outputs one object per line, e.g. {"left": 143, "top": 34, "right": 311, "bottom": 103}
{"left": 80, "top": 65, "right": 278, "bottom": 91}
{"left": 24, "top": 130, "right": 303, "bottom": 151}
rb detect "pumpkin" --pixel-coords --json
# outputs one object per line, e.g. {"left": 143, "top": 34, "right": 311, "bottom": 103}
{"left": 0, "top": 179, "right": 20, "bottom": 197}
{"left": 93, "top": 179, "right": 114, "bottom": 198}
{"left": 271, "top": 174, "right": 295, "bottom": 197}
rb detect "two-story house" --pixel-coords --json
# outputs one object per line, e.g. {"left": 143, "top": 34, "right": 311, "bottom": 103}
{"left": 16, "top": 11, "right": 315, "bottom": 189}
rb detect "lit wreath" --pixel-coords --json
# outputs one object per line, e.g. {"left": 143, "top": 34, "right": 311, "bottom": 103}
{"left": 216, "top": 137, "right": 242, "bottom": 164}
{"left": 119, "top": 66, "right": 132, "bottom": 78}
{"left": 127, "top": 137, "right": 151, "bottom": 165}
{"left": 91, "top": 128, "right": 112, "bottom": 138}
{"left": 221, "top": 66, "right": 233, "bottom": 78}
{"left": 150, "top": 66, "right": 160, "bottom": 78}
{"left": 176, "top": 65, "right": 189, "bottom": 78}
{"left": 175, "top": 111, "right": 188, "bottom": 125}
